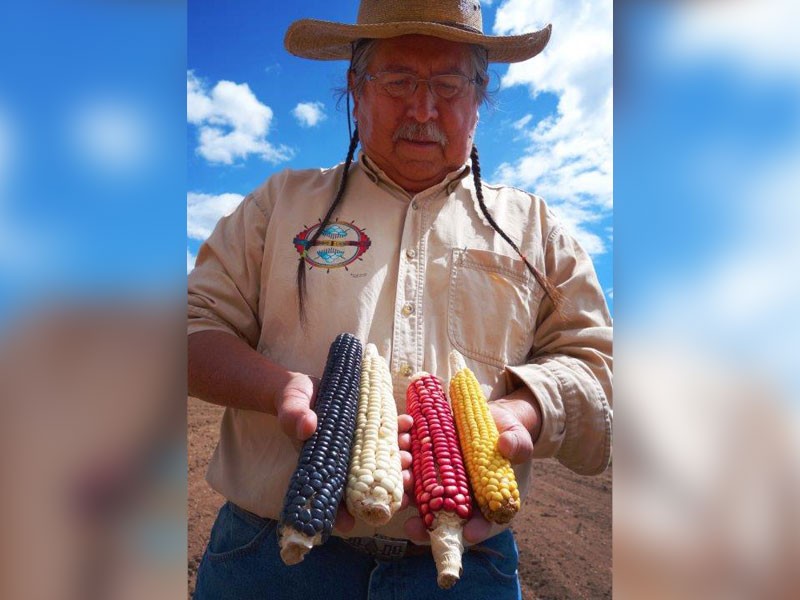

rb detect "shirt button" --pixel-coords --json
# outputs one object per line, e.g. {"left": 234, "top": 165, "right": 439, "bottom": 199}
{"left": 411, "top": 201, "right": 419, "bottom": 210}
{"left": 401, "top": 302, "right": 415, "bottom": 316}
{"left": 405, "top": 248, "right": 416, "bottom": 260}
{"left": 400, "top": 364, "right": 413, "bottom": 377}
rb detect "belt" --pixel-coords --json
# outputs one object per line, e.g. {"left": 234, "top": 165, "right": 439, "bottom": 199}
{"left": 342, "top": 534, "right": 431, "bottom": 560}
{"left": 228, "top": 503, "right": 430, "bottom": 561}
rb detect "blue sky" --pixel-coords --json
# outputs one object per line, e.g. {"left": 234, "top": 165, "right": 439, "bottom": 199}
{"left": 187, "top": 0, "right": 614, "bottom": 314}
{"left": 614, "top": 2, "right": 800, "bottom": 392}
{"left": 0, "top": 1, "right": 186, "bottom": 321}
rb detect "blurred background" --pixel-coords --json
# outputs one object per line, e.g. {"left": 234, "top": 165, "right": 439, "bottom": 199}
{"left": 1, "top": 0, "right": 798, "bottom": 598}
{"left": 615, "top": 1, "right": 800, "bottom": 598}
{"left": 0, "top": 1, "right": 188, "bottom": 599}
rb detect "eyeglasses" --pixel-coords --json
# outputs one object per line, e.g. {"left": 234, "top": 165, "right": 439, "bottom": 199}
{"left": 364, "top": 71, "right": 477, "bottom": 100}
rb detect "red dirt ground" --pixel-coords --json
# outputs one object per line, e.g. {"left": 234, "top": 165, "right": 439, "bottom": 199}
{"left": 187, "top": 397, "right": 611, "bottom": 599}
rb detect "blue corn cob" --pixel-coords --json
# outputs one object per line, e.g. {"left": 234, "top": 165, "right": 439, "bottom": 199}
{"left": 278, "top": 332, "right": 362, "bottom": 564}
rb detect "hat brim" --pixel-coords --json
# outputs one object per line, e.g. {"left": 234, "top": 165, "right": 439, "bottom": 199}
{"left": 284, "top": 20, "right": 552, "bottom": 63}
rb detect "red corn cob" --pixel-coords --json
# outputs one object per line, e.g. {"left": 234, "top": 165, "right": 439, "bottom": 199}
{"left": 406, "top": 372, "right": 472, "bottom": 589}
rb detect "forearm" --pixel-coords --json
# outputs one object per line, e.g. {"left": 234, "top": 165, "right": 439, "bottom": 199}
{"left": 187, "top": 329, "right": 300, "bottom": 415}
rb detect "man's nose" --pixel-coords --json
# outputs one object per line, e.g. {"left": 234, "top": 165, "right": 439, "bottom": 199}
{"left": 406, "top": 82, "right": 439, "bottom": 122}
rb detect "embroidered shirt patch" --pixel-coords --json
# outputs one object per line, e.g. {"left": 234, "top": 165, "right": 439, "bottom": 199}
{"left": 293, "top": 219, "right": 372, "bottom": 271}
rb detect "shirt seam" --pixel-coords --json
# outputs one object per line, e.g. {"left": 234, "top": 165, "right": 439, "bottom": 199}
{"left": 249, "top": 191, "right": 269, "bottom": 220}
{"left": 459, "top": 256, "right": 531, "bottom": 285}
{"left": 188, "top": 305, "right": 249, "bottom": 341}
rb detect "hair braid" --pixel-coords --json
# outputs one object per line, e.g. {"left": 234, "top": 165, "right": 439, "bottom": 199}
{"left": 296, "top": 127, "right": 360, "bottom": 324}
{"left": 470, "top": 145, "right": 564, "bottom": 313}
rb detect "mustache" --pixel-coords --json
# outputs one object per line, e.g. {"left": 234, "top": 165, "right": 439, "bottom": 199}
{"left": 392, "top": 122, "right": 448, "bottom": 147}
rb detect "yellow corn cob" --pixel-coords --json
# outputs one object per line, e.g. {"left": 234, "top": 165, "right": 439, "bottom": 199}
{"left": 449, "top": 350, "right": 520, "bottom": 524}
{"left": 345, "top": 343, "right": 403, "bottom": 526}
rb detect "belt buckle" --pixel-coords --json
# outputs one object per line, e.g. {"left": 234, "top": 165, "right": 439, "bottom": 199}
{"left": 347, "top": 534, "right": 408, "bottom": 560}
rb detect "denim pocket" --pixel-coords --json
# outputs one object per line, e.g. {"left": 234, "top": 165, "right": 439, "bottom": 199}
{"left": 469, "top": 547, "right": 519, "bottom": 583}
{"left": 448, "top": 248, "right": 541, "bottom": 368}
{"left": 206, "top": 502, "right": 276, "bottom": 563}
{"left": 465, "top": 528, "right": 521, "bottom": 587}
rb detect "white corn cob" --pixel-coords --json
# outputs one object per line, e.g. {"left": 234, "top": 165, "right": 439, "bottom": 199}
{"left": 345, "top": 343, "right": 403, "bottom": 526}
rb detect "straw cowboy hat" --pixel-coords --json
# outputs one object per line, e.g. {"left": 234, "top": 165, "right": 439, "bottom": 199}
{"left": 284, "top": 0, "right": 551, "bottom": 63}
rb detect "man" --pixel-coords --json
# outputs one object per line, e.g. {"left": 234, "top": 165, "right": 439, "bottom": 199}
{"left": 189, "top": 1, "right": 612, "bottom": 598}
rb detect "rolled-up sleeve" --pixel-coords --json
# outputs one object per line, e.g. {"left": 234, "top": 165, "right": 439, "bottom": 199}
{"left": 506, "top": 223, "right": 612, "bottom": 475}
{"left": 188, "top": 192, "right": 270, "bottom": 348}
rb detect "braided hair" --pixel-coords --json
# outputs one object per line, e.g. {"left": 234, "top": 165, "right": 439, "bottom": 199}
{"left": 296, "top": 127, "right": 360, "bottom": 324}
{"left": 470, "top": 145, "right": 564, "bottom": 313}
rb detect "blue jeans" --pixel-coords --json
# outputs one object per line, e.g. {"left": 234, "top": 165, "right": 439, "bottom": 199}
{"left": 194, "top": 501, "right": 522, "bottom": 600}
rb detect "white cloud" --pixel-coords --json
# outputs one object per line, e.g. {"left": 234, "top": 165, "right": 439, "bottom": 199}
{"left": 639, "top": 149, "right": 800, "bottom": 391}
{"left": 492, "top": 0, "right": 612, "bottom": 255}
{"left": 292, "top": 101, "right": 327, "bottom": 128}
{"left": 187, "top": 248, "right": 196, "bottom": 274}
{"left": 187, "top": 71, "right": 293, "bottom": 165}
{"left": 187, "top": 192, "right": 244, "bottom": 240}
{"left": 541, "top": 199, "right": 606, "bottom": 255}
{"left": 661, "top": 0, "right": 800, "bottom": 76}
{"left": 512, "top": 114, "right": 533, "bottom": 130}
{"left": 69, "top": 97, "right": 153, "bottom": 175}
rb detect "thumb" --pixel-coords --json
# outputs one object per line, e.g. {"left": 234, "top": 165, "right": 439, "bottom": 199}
{"left": 277, "top": 378, "right": 317, "bottom": 441}
{"left": 490, "top": 403, "right": 534, "bottom": 464}
{"left": 496, "top": 429, "right": 532, "bottom": 464}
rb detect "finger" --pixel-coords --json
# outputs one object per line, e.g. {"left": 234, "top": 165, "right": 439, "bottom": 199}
{"left": 489, "top": 404, "right": 534, "bottom": 464}
{"left": 295, "top": 412, "right": 318, "bottom": 441}
{"left": 397, "top": 414, "right": 413, "bottom": 433}
{"left": 402, "top": 468, "right": 414, "bottom": 495}
{"left": 463, "top": 514, "right": 492, "bottom": 544}
{"left": 278, "top": 388, "right": 317, "bottom": 441}
{"left": 497, "top": 429, "right": 533, "bottom": 464}
{"left": 403, "top": 516, "right": 429, "bottom": 543}
{"left": 333, "top": 505, "right": 355, "bottom": 534}
{"left": 400, "top": 450, "right": 412, "bottom": 470}
{"left": 307, "top": 376, "right": 321, "bottom": 409}
{"left": 400, "top": 492, "right": 410, "bottom": 511}
{"left": 398, "top": 432, "right": 412, "bottom": 451}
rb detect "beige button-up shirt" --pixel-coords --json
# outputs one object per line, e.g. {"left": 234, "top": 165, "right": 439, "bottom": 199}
{"left": 188, "top": 153, "right": 612, "bottom": 540}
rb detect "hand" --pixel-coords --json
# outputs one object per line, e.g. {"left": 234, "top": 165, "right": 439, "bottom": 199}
{"left": 397, "top": 414, "right": 415, "bottom": 510}
{"left": 275, "top": 373, "right": 320, "bottom": 443}
{"left": 401, "top": 389, "right": 541, "bottom": 544}
{"left": 488, "top": 393, "right": 540, "bottom": 465}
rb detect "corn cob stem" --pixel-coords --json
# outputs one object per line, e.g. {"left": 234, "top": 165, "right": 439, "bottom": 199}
{"left": 407, "top": 372, "right": 472, "bottom": 589}
{"left": 449, "top": 350, "right": 520, "bottom": 524}
{"left": 346, "top": 344, "right": 403, "bottom": 526}
{"left": 428, "top": 512, "right": 465, "bottom": 588}
{"left": 278, "top": 333, "right": 362, "bottom": 565}
{"left": 279, "top": 528, "right": 317, "bottom": 566}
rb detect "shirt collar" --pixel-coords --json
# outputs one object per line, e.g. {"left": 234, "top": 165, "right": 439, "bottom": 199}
{"left": 357, "top": 151, "right": 471, "bottom": 198}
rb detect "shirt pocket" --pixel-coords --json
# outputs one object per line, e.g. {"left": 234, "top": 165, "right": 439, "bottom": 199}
{"left": 447, "top": 248, "right": 541, "bottom": 369}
